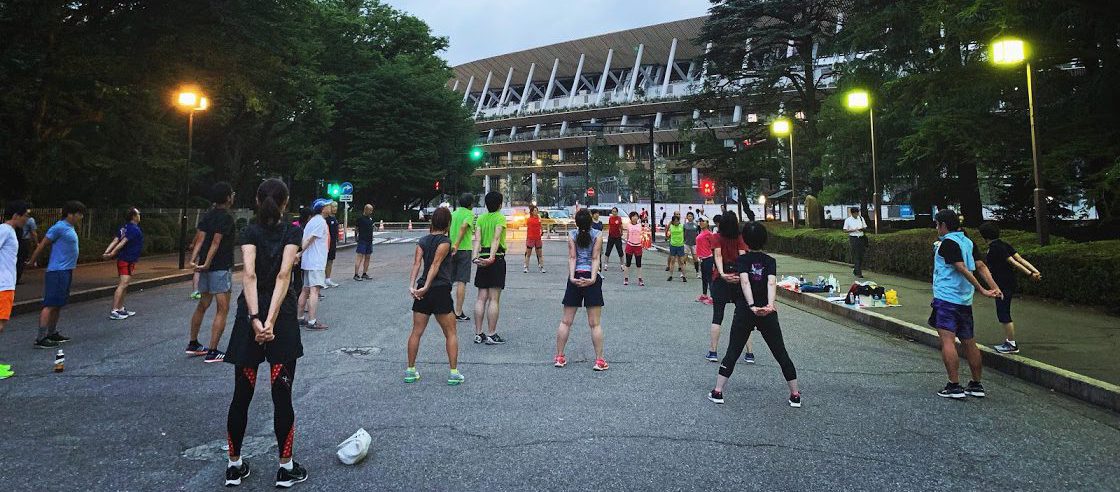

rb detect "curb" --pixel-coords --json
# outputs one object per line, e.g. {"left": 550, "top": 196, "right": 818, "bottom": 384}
{"left": 12, "top": 242, "right": 358, "bottom": 317}
{"left": 775, "top": 288, "right": 1120, "bottom": 413}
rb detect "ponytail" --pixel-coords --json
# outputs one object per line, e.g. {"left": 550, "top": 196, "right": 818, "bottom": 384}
{"left": 255, "top": 178, "right": 289, "bottom": 225}
{"left": 574, "top": 209, "right": 592, "bottom": 249}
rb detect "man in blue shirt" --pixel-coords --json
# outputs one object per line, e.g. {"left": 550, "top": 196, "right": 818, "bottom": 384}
{"left": 929, "top": 209, "right": 1000, "bottom": 400}
{"left": 26, "top": 200, "right": 85, "bottom": 348}
{"left": 103, "top": 207, "right": 143, "bottom": 320}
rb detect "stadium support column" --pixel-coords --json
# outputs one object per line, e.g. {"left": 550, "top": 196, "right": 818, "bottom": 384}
{"left": 531, "top": 173, "right": 538, "bottom": 203}
{"left": 543, "top": 58, "right": 560, "bottom": 106}
{"left": 461, "top": 75, "right": 474, "bottom": 105}
{"left": 557, "top": 171, "right": 563, "bottom": 206}
{"left": 568, "top": 53, "right": 585, "bottom": 108}
{"left": 474, "top": 71, "right": 492, "bottom": 117}
{"left": 627, "top": 44, "right": 644, "bottom": 102}
{"left": 516, "top": 63, "right": 536, "bottom": 114}
{"left": 484, "top": 175, "right": 490, "bottom": 194}
{"left": 498, "top": 66, "right": 515, "bottom": 107}
{"left": 596, "top": 49, "right": 614, "bottom": 105}
{"left": 661, "top": 38, "right": 678, "bottom": 95}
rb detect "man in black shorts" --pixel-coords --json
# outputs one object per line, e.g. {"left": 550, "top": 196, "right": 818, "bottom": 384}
{"left": 471, "top": 192, "right": 507, "bottom": 345}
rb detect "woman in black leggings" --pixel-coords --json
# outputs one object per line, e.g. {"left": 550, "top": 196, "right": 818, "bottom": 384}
{"left": 224, "top": 178, "right": 308, "bottom": 488}
{"left": 708, "top": 221, "right": 801, "bottom": 408}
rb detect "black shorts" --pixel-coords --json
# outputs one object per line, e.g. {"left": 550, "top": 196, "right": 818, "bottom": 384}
{"left": 994, "top": 289, "right": 1015, "bottom": 324}
{"left": 224, "top": 296, "right": 304, "bottom": 366}
{"left": 328, "top": 246, "right": 337, "bottom": 261}
{"left": 562, "top": 271, "right": 604, "bottom": 307}
{"left": 474, "top": 256, "right": 507, "bottom": 289}
{"left": 412, "top": 285, "right": 454, "bottom": 315}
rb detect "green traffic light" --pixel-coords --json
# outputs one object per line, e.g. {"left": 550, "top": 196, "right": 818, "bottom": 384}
{"left": 469, "top": 147, "right": 484, "bottom": 161}
{"left": 328, "top": 183, "right": 340, "bottom": 197}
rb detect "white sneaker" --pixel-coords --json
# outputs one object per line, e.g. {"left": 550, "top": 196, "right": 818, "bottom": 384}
{"left": 109, "top": 310, "right": 129, "bottom": 320}
{"left": 326, "top": 279, "right": 340, "bottom": 288}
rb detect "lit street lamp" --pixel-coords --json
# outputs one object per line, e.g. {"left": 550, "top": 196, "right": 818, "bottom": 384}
{"left": 175, "top": 87, "right": 209, "bottom": 270}
{"left": 845, "top": 89, "right": 879, "bottom": 234}
{"left": 991, "top": 37, "right": 1048, "bottom": 246}
{"left": 770, "top": 118, "right": 797, "bottom": 227}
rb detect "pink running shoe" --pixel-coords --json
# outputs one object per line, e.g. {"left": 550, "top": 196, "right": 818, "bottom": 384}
{"left": 623, "top": 277, "right": 629, "bottom": 286}
{"left": 593, "top": 359, "right": 610, "bottom": 371}
{"left": 554, "top": 355, "right": 567, "bottom": 368}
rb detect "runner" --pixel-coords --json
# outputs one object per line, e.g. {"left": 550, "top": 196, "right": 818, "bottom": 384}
{"left": 186, "top": 182, "right": 237, "bottom": 362}
{"left": 683, "top": 212, "right": 700, "bottom": 278}
{"left": 102, "top": 207, "right": 143, "bottom": 320}
{"left": 523, "top": 205, "right": 545, "bottom": 273}
{"left": 706, "top": 214, "right": 753, "bottom": 363}
{"left": 708, "top": 221, "right": 801, "bottom": 408}
{"left": 449, "top": 193, "right": 475, "bottom": 322}
{"left": 404, "top": 207, "right": 463, "bottom": 386}
{"left": 16, "top": 208, "right": 36, "bottom": 284}
{"left": 666, "top": 213, "right": 687, "bottom": 282}
{"left": 695, "top": 217, "right": 714, "bottom": 304}
{"left": 223, "top": 178, "right": 308, "bottom": 488}
{"left": 604, "top": 207, "right": 624, "bottom": 271}
{"left": 0, "top": 201, "right": 29, "bottom": 379}
{"left": 979, "top": 222, "right": 1042, "bottom": 354}
{"left": 553, "top": 209, "right": 608, "bottom": 371}
{"left": 929, "top": 209, "right": 1000, "bottom": 399}
{"left": 622, "top": 211, "right": 646, "bottom": 287}
{"left": 25, "top": 200, "right": 84, "bottom": 348}
{"left": 297, "top": 199, "right": 330, "bottom": 331}
{"left": 324, "top": 202, "right": 340, "bottom": 288}
{"left": 353, "top": 204, "right": 374, "bottom": 281}
{"left": 472, "top": 191, "right": 508, "bottom": 345}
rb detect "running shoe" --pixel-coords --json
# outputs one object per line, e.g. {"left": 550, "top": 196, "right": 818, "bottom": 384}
{"left": 447, "top": 371, "right": 465, "bottom": 386}
{"left": 705, "top": 351, "right": 719, "bottom": 362}
{"left": 623, "top": 278, "right": 629, "bottom": 286}
{"left": 620, "top": 265, "right": 625, "bottom": 273}
{"left": 204, "top": 349, "right": 226, "bottom": 363}
{"left": 121, "top": 307, "right": 137, "bottom": 316}
{"left": 298, "top": 317, "right": 308, "bottom": 328}
{"left": 540, "top": 267, "right": 546, "bottom": 274}
{"left": 404, "top": 368, "right": 420, "bottom": 383}
{"left": 109, "top": 310, "right": 129, "bottom": 320}
{"left": 455, "top": 313, "right": 471, "bottom": 322}
{"left": 964, "top": 380, "right": 986, "bottom": 398}
{"left": 592, "top": 359, "right": 609, "bottom": 371}
{"left": 326, "top": 279, "right": 340, "bottom": 288}
{"left": 665, "top": 266, "right": 669, "bottom": 271}
{"left": 708, "top": 389, "right": 725, "bottom": 404}
{"left": 34, "top": 337, "right": 59, "bottom": 349}
{"left": 937, "top": 382, "right": 967, "bottom": 399}
{"left": 275, "top": 462, "right": 308, "bottom": 488}
{"left": 486, "top": 333, "right": 506, "bottom": 345}
{"left": 353, "top": 274, "right": 362, "bottom": 282}
{"left": 0, "top": 369, "right": 12, "bottom": 380}
{"left": 225, "top": 462, "right": 250, "bottom": 487}
{"left": 361, "top": 273, "right": 372, "bottom": 280}
{"left": 744, "top": 352, "right": 755, "bottom": 364}
{"left": 523, "top": 267, "right": 529, "bottom": 273}
{"left": 190, "top": 291, "right": 202, "bottom": 300}
{"left": 696, "top": 272, "right": 702, "bottom": 279}
{"left": 0, "top": 363, "right": 10, "bottom": 371}
{"left": 695, "top": 295, "right": 704, "bottom": 302}
{"left": 554, "top": 355, "right": 567, "bottom": 368}
{"left": 789, "top": 393, "right": 802, "bottom": 408}
{"left": 702, "top": 297, "right": 714, "bottom": 306}
{"left": 638, "top": 278, "right": 645, "bottom": 287}
{"left": 474, "top": 333, "right": 486, "bottom": 344}
{"left": 680, "top": 275, "right": 687, "bottom": 283}
{"left": 306, "top": 321, "right": 329, "bottom": 331}
{"left": 993, "top": 341, "right": 1019, "bottom": 354}
{"left": 46, "top": 333, "right": 71, "bottom": 343}
{"left": 186, "top": 341, "right": 209, "bottom": 356}
{"left": 667, "top": 276, "right": 673, "bottom": 281}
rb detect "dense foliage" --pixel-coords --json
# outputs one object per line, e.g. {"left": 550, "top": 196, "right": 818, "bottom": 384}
{"left": 0, "top": 0, "right": 475, "bottom": 212}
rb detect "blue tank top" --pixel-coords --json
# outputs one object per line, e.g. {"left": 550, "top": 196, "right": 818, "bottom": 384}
{"left": 932, "top": 231, "right": 976, "bottom": 306}
{"left": 570, "top": 228, "right": 601, "bottom": 272}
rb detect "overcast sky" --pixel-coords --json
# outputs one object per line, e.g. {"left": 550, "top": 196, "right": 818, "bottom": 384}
{"left": 383, "top": 0, "right": 711, "bottom": 67}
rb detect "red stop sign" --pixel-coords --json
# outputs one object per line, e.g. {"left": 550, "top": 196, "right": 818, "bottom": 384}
{"left": 586, "top": 187, "right": 596, "bottom": 197}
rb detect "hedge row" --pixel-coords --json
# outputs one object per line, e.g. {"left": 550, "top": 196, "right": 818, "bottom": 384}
{"left": 764, "top": 224, "right": 1120, "bottom": 311}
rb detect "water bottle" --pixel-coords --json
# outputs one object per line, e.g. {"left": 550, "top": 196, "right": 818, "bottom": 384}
{"left": 828, "top": 274, "right": 838, "bottom": 292}
{"left": 54, "top": 349, "right": 65, "bottom": 373}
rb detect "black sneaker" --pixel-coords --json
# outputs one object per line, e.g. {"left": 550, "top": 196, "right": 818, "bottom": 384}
{"left": 708, "top": 389, "right": 724, "bottom": 404}
{"left": 789, "top": 393, "right": 802, "bottom": 408}
{"left": 224, "top": 462, "right": 250, "bottom": 487}
{"left": 455, "top": 313, "right": 471, "bottom": 322}
{"left": 204, "top": 349, "right": 226, "bottom": 363}
{"left": 485, "top": 333, "right": 506, "bottom": 345}
{"left": 965, "top": 380, "right": 986, "bottom": 398}
{"left": 275, "top": 461, "right": 308, "bottom": 488}
{"left": 667, "top": 276, "right": 673, "bottom": 281}
{"left": 360, "top": 273, "right": 372, "bottom": 280}
{"left": 46, "top": 332, "right": 71, "bottom": 343}
{"left": 34, "top": 337, "right": 60, "bottom": 349}
{"left": 186, "top": 341, "right": 209, "bottom": 356}
{"left": 473, "top": 333, "right": 485, "bottom": 344}
{"left": 937, "top": 382, "right": 967, "bottom": 399}
{"left": 353, "top": 274, "right": 362, "bottom": 282}
{"left": 681, "top": 276, "right": 687, "bottom": 283}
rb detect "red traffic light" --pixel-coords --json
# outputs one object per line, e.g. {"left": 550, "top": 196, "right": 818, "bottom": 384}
{"left": 435, "top": 180, "right": 441, "bottom": 191}
{"left": 699, "top": 179, "right": 716, "bottom": 198}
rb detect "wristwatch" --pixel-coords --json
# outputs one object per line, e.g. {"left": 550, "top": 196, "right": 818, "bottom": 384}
{"left": 248, "top": 313, "right": 263, "bottom": 322}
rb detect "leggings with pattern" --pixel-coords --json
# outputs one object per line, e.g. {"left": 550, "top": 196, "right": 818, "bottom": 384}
{"left": 227, "top": 361, "right": 297, "bottom": 459}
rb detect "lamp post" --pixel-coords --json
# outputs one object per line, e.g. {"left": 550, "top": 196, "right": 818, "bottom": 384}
{"left": 845, "top": 90, "right": 879, "bottom": 234}
{"left": 175, "top": 89, "right": 209, "bottom": 270}
{"left": 770, "top": 118, "right": 796, "bottom": 227}
{"left": 991, "top": 37, "right": 1048, "bottom": 246}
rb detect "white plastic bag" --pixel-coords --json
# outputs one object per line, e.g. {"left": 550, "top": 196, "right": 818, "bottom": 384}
{"left": 336, "top": 428, "right": 372, "bottom": 465}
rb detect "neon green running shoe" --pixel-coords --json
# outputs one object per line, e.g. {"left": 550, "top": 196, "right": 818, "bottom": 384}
{"left": 404, "top": 368, "right": 420, "bottom": 383}
{"left": 0, "top": 364, "right": 10, "bottom": 371}
{"left": 0, "top": 369, "right": 13, "bottom": 380}
{"left": 190, "top": 291, "right": 202, "bottom": 300}
{"left": 447, "top": 371, "right": 464, "bottom": 386}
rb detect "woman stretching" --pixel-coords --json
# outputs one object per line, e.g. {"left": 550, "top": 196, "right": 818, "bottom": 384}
{"left": 404, "top": 207, "right": 463, "bottom": 385}
{"left": 706, "top": 214, "right": 753, "bottom": 363}
{"left": 553, "top": 209, "right": 608, "bottom": 371}
{"left": 708, "top": 221, "right": 801, "bottom": 408}
{"left": 622, "top": 211, "right": 646, "bottom": 287}
{"left": 695, "top": 217, "right": 714, "bottom": 304}
{"left": 224, "top": 178, "right": 308, "bottom": 488}
{"left": 524, "top": 205, "right": 545, "bottom": 273}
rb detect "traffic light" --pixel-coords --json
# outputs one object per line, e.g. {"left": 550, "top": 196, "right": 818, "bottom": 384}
{"left": 469, "top": 146, "right": 484, "bottom": 161}
{"left": 700, "top": 179, "right": 716, "bottom": 198}
{"left": 434, "top": 180, "right": 441, "bottom": 191}
{"left": 327, "top": 183, "right": 341, "bottom": 197}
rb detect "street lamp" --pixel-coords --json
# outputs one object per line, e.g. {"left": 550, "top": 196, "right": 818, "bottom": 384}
{"left": 991, "top": 37, "right": 1048, "bottom": 246}
{"left": 770, "top": 118, "right": 797, "bottom": 227}
{"left": 845, "top": 89, "right": 879, "bottom": 234}
{"left": 174, "top": 87, "right": 209, "bottom": 270}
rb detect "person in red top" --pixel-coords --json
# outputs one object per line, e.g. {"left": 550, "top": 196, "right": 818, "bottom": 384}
{"left": 604, "top": 207, "right": 624, "bottom": 271}
{"left": 705, "top": 214, "right": 754, "bottom": 363}
{"left": 523, "top": 205, "right": 545, "bottom": 274}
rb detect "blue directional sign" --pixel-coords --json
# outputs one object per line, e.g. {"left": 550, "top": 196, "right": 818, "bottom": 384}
{"left": 899, "top": 204, "right": 914, "bottom": 219}
{"left": 340, "top": 182, "right": 354, "bottom": 195}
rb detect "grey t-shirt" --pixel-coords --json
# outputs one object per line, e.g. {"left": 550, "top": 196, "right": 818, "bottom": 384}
{"left": 417, "top": 234, "right": 453, "bottom": 289}
{"left": 683, "top": 222, "right": 699, "bottom": 246}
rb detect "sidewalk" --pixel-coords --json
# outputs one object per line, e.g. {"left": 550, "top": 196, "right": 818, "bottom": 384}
{"left": 772, "top": 254, "right": 1120, "bottom": 387}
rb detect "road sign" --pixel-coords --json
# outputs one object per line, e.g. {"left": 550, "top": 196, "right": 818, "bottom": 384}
{"left": 339, "top": 194, "right": 353, "bottom": 202}
{"left": 340, "top": 182, "right": 354, "bottom": 195}
{"left": 899, "top": 204, "right": 914, "bottom": 219}
{"left": 586, "top": 187, "right": 596, "bottom": 197}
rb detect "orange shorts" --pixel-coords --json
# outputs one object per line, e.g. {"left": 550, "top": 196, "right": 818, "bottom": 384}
{"left": 0, "top": 290, "right": 13, "bottom": 320}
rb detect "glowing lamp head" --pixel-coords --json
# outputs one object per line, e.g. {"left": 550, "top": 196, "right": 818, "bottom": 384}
{"left": 846, "top": 90, "right": 870, "bottom": 111}
{"left": 770, "top": 118, "right": 791, "bottom": 137}
{"left": 177, "top": 92, "right": 198, "bottom": 108}
{"left": 195, "top": 96, "right": 209, "bottom": 111}
{"left": 992, "top": 38, "right": 1026, "bottom": 65}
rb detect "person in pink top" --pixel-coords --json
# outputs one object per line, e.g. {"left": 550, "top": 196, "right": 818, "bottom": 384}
{"left": 622, "top": 211, "right": 646, "bottom": 287}
{"left": 695, "top": 217, "right": 714, "bottom": 305}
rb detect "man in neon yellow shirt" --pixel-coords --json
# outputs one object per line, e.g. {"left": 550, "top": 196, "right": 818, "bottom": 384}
{"left": 666, "top": 212, "right": 687, "bottom": 282}
{"left": 471, "top": 192, "right": 508, "bottom": 345}
{"left": 449, "top": 193, "right": 476, "bottom": 322}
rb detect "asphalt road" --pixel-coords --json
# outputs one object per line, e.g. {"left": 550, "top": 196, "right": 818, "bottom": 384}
{"left": 1, "top": 235, "right": 1117, "bottom": 491}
